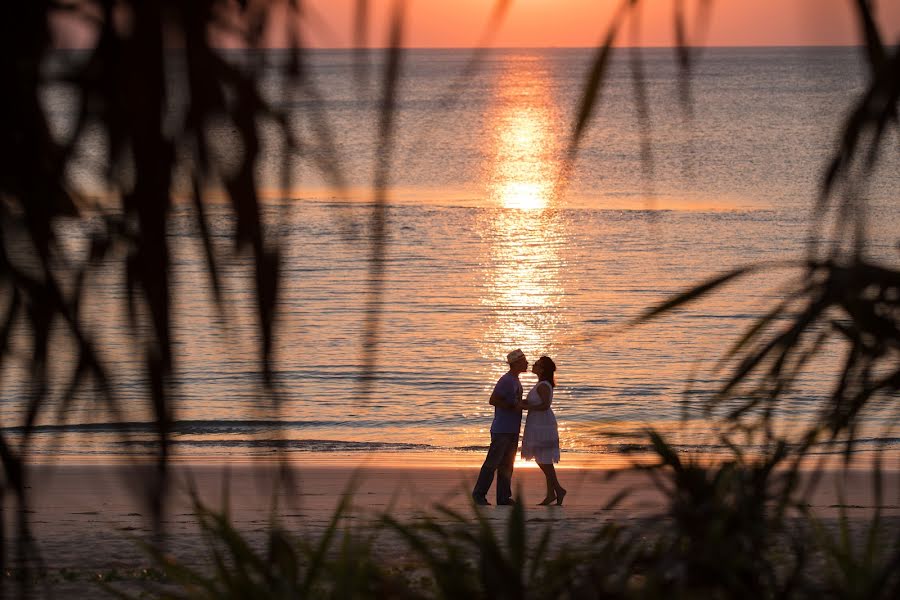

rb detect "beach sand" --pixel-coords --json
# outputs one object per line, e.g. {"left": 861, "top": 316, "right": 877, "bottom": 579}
{"left": 4, "top": 460, "right": 899, "bottom": 596}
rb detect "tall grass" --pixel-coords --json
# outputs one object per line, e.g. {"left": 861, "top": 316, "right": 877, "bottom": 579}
{"left": 104, "top": 435, "right": 897, "bottom": 598}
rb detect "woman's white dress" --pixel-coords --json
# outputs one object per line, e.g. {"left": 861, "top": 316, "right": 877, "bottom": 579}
{"left": 521, "top": 381, "right": 560, "bottom": 464}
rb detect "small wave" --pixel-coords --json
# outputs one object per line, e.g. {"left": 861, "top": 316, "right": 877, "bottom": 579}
{"left": 604, "top": 437, "right": 900, "bottom": 456}
{"left": 116, "top": 438, "right": 435, "bottom": 452}
{"left": 2, "top": 420, "right": 332, "bottom": 435}
{"left": 1, "top": 417, "right": 479, "bottom": 435}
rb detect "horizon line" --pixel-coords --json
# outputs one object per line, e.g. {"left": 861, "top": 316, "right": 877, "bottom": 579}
{"left": 307, "top": 43, "right": 869, "bottom": 50}
{"left": 52, "top": 43, "right": 870, "bottom": 52}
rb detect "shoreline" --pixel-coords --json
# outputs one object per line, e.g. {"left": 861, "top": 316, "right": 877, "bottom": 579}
{"left": 14, "top": 462, "right": 900, "bottom": 525}
{"left": 16, "top": 450, "right": 635, "bottom": 469}
{"left": 19, "top": 446, "right": 900, "bottom": 471}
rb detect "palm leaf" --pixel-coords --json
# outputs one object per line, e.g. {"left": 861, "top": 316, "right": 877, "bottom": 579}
{"left": 633, "top": 265, "right": 758, "bottom": 325}
{"left": 566, "top": 0, "right": 630, "bottom": 160}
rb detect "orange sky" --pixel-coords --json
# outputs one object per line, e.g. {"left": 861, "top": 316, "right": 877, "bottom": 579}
{"left": 301, "top": 0, "right": 900, "bottom": 48}
{"left": 49, "top": 1, "right": 900, "bottom": 49}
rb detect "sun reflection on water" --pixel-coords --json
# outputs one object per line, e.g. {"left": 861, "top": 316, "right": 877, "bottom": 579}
{"left": 487, "top": 71, "right": 561, "bottom": 211}
{"left": 480, "top": 59, "right": 569, "bottom": 370}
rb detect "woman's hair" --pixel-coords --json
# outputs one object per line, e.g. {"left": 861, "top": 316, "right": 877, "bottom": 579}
{"left": 536, "top": 356, "right": 557, "bottom": 387}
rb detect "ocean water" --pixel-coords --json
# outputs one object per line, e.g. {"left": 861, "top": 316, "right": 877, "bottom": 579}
{"left": 7, "top": 47, "right": 900, "bottom": 465}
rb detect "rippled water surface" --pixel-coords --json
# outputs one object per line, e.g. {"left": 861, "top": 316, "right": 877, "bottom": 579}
{"left": 8, "top": 48, "right": 900, "bottom": 464}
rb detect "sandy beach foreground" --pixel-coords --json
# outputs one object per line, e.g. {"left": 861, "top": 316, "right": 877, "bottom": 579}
{"left": 4, "top": 461, "right": 899, "bottom": 596}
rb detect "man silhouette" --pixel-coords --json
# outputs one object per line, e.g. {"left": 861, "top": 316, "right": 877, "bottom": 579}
{"left": 472, "top": 349, "right": 528, "bottom": 506}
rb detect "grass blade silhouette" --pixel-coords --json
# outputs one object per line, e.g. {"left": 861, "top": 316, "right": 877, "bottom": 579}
{"left": 359, "top": 0, "right": 405, "bottom": 399}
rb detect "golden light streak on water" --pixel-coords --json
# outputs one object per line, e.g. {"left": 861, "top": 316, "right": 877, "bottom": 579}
{"left": 487, "top": 63, "right": 561, "bottom": 212}
{"left": 481, "top": 208, "right": 565, "bottom": 361}
{"left": 477, "top": 57, "right": 572, "bottom": 461}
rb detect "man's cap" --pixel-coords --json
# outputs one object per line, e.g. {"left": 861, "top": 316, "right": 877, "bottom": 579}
{"left": 506, "top": 349, "right": 526, "bottom": 364}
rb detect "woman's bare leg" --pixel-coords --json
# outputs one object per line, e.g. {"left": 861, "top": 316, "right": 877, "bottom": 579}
{"left": 537, "top": 463, "right": 556, "bottom": 504}
{"left": 538, "top": 463, "right": 566, "bottom": 505}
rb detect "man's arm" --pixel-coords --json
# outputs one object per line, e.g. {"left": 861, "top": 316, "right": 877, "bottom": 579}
{"left": 488, "top": 378, "right": 517, "bottom": 408}
{"left": 489, "top": 391, "right": 518, "bottom": 407}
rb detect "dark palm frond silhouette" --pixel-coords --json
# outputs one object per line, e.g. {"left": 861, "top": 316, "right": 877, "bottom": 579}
{"left": 0, "top": 2, "right": 519, "bottom": 581}
{"left": 625, "top": 1, "right": 900, "bottom": 454}
{"left": 357, "top": 0, "right": 405, "bottom": 400}
{"left": 0, "top": 1, "right": 316, "bottom": 584}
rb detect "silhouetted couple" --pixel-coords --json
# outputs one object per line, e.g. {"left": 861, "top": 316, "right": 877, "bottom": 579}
{"left": 472, "top": 349, "right": 566, "bottom": 506}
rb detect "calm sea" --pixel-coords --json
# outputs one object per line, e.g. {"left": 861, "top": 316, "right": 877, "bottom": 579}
{"left": 8, "top": 47, "right": 900, "bottom": 465}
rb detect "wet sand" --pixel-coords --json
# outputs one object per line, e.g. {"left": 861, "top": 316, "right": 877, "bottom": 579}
{"left": 4, "top": 462, "right": 899, "bottom": 596}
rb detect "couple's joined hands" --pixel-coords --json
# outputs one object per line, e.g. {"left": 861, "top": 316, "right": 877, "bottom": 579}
{"left": 519, "top": 400, "right": 549, "bottom": 411}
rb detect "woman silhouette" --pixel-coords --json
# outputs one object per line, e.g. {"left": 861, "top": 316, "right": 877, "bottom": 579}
{"left": 520, "top": 356, "right": 566, "bottom": 505}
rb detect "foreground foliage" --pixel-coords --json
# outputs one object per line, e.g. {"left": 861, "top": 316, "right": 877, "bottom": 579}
{"left": 105, "top": 435, "right": 899, "bottom": 600}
